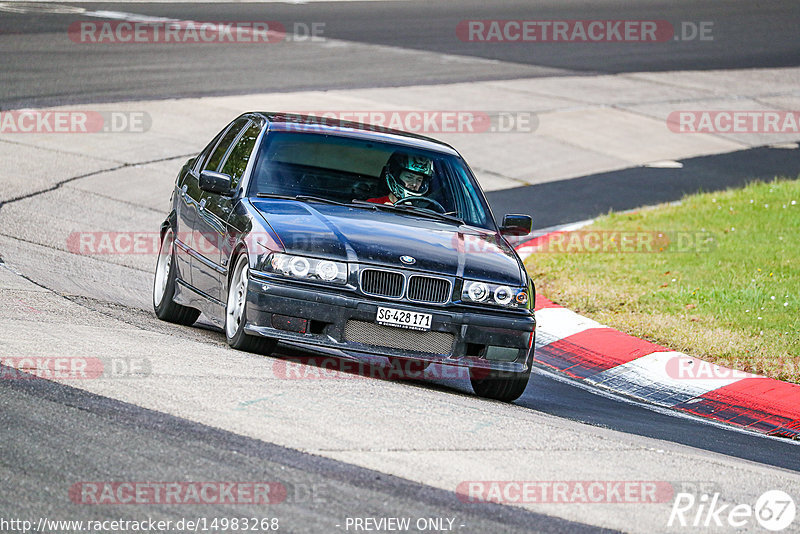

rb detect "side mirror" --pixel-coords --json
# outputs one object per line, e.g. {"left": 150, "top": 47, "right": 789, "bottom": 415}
{"left": 199, "top": 170, "right": 233, "bottom": 196}
{"left": 500, "top": 214, "right": 532, "bottom": 236}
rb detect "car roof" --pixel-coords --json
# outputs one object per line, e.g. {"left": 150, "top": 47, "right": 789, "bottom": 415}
{"left": 248, "top": 112, "right": 461, "bottom": 157}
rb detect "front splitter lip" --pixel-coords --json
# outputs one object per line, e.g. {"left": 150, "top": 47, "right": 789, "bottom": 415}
{"left": 243, "top": 323, "right": 529, "bottom": 373}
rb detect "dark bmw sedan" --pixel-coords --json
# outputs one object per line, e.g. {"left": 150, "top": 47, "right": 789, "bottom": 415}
{"left": 154, "top": 113, "right": 536, "bottom": 402}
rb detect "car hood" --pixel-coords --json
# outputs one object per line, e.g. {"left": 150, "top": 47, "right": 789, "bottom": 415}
{"left": 251, "top": 199, "right": 524, "bottom": 284}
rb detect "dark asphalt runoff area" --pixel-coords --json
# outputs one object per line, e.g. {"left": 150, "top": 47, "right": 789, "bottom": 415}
{"left": 487, "top": 146, "right": 800, "bottom": 229}
{"left": 1, "top": 1, "right": 799, "bottom": 531}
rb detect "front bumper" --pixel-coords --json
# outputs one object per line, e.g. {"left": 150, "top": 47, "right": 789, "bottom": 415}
{"left": 244, "top": 273, "right": 536, "bottom": 372}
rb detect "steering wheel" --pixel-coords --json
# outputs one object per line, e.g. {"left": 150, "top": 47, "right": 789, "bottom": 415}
{"left": 394, "top": 196, "right": 447, "bottom": 213}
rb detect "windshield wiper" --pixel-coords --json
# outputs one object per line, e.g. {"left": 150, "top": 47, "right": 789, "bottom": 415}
{"left": 295, "top": 195, "right": 351, "bottom": 206}
{"left": 351, "top": 200, "right": 464, "bottom": 225}
{"left": 255, "top": 193, "right": 351, "bottom": 207}
{"left": 255, "top": 193, "right": 295, "bottom": 200}
{"left": 255, "top": 194, "right": 464, "bottom": 224}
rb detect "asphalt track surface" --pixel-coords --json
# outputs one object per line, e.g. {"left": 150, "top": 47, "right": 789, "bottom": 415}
{"left": 1, "top": 0, "right": 800, "bottom": 108}
{"left": 1, "top": 1, "right": 800, "bottom": 532}
{"left": 0, "top": 371, "right": 605, "bottom": 534}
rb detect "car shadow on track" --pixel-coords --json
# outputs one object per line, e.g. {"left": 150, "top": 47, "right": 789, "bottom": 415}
{"left": 194, "top": 318, "right": 800, "bottom": 471}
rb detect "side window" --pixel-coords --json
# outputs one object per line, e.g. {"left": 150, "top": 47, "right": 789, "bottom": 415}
{"left": 203, "top": 118, "right": 250, "bottom": 172}
{"left": 219, "top": 122, "right": 262, "bottom": 189}
{"left": 192, "top": 131, "right": 224, "bottom": 174}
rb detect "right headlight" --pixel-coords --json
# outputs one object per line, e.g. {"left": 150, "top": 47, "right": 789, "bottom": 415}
{"left": 462, "top": 280, "right": 528, "bottom": 308}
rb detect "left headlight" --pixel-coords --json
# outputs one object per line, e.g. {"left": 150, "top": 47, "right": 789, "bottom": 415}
{"left": 462, "top": 280, "right": 528, "bottom": 308}
{"left": 265, "top": 253, "right": 348, "bottom": 285}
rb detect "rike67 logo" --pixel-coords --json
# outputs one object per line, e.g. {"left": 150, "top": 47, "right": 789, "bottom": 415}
{"left": 669, "top": 490, "right": 796, "bottom": 531}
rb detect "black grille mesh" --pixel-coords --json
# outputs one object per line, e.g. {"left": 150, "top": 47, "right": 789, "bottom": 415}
{"left": 344, "top": 321, "right": 454, "bottom": 355}
{"left": 360, "top": 269, "right": 403, "bottom": 298}
{"left": 360, "top": 269, "right": 451, "bottom": 303}
{"left": 407, "top": 276, "right": 451, "bottom": 303}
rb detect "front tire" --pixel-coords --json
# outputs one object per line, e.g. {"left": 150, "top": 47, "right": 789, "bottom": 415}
{"left": 153, "top": 228, "right": 200, "bottom": 325}
{"left": 470, "top": 365, "right": 531, "bottom": 402}
{"left": 225, "top": 253, "right": 277, "bottom": 355}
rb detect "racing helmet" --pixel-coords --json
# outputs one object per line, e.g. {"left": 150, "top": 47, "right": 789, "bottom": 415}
{"left": 383, "top": 152, "right": 434, "bottom": 199}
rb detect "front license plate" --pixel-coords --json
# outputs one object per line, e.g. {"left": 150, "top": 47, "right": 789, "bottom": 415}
{"left": 376, "top": 307, "right": 432, "bottom": 331}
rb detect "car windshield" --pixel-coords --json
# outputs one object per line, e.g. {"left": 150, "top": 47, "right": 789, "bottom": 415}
{"left": 247, "top": 131, "right": 495, "bottom": 230}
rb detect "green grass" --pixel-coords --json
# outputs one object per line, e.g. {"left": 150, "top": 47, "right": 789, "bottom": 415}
{"left": 525, "top": 177, "right": 800, "bottom": 382}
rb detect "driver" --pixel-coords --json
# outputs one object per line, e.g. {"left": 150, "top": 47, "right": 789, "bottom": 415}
{"left": 367, "top": 152, "right": 434, "bottom": 204}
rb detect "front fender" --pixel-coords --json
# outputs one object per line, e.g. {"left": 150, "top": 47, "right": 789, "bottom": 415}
{"left": 224, "top": 199, "right": 284, "bottom": 274}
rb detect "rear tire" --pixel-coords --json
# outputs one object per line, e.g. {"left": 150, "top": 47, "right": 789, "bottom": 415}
{"left": 470, "top": 365, "right": 531, "bottom": 402}
{"left": 153, "top": 228, "right": 200, "bottom": 326}
{"left": 225, "top": 253, "right": 277, "bottom": 355}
